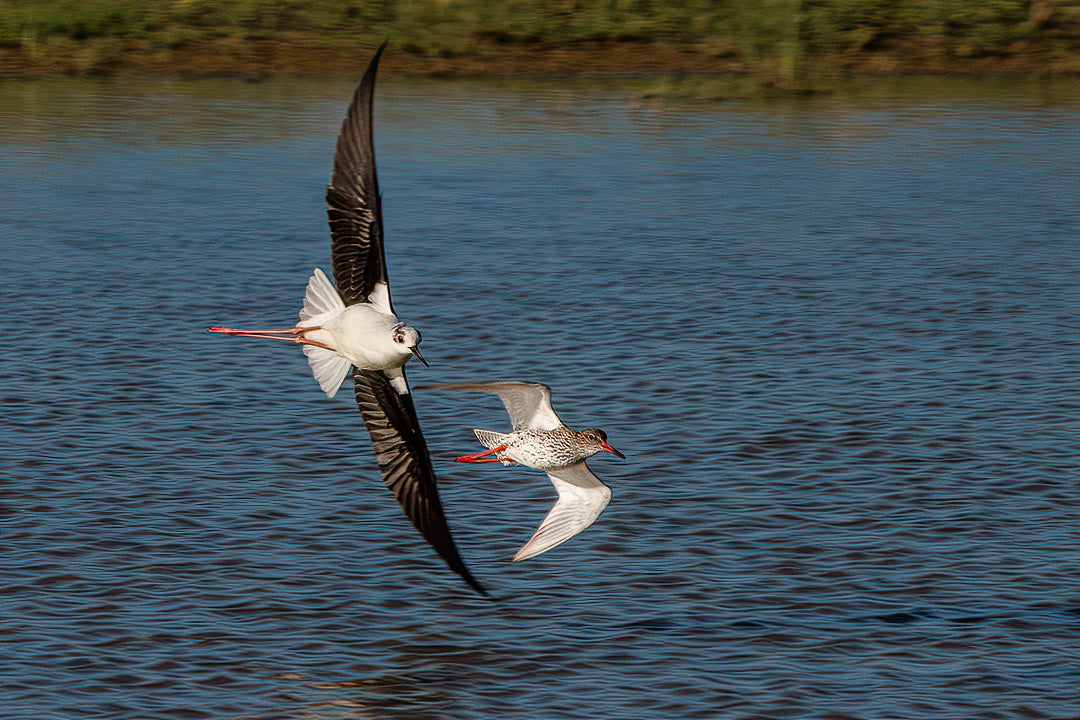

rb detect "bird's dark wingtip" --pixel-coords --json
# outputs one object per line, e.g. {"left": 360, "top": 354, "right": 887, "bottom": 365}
{"left": 363, "top": 39, "right": 388, "bottom": 83}
{"left": 463, "top": 572, "right": 491, "bottom": 599}
{"left": 426, "top": 528, "right": 490, "bottom": 598}
{"left": 424, "top": 537, "right": 491, "bottom": 599}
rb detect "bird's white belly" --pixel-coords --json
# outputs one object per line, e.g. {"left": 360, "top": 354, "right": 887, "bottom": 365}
{"left": 305, "top": 303, "right": 405, "bottom": 370}
{"left": 504, "top": 429, "right": 580, "bottom": 470}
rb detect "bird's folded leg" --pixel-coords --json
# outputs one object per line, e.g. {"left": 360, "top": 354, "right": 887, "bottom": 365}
{"left": 455, "top": 444, "right": 508, "bottom": 463}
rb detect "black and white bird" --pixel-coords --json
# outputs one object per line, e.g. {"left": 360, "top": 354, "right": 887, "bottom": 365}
{"left": 210, "top": 44, "right": 485, "bottom": 596}
{"left": 433, "top": 381, "right": 624, "bottom": 562}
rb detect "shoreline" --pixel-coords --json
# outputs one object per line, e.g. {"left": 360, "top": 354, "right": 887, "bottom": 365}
{"left": 4, "top": 36, "right": 1080, "bottom": 83}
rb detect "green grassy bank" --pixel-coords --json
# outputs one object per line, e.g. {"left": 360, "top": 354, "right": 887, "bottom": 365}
{"left": 1, "top": 0, "right": 1079, "bottom": 81}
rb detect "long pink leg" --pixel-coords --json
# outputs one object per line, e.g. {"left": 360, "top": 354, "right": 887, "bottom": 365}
{"left": 209, "top": 325, "right": 299, "bottom": 338}
{"left": 208, "top": 326, "right": 334, "bottom": 351}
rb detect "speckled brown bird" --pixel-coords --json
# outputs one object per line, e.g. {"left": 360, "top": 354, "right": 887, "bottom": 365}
{"left": 434, "top": 381, "right": 624, "bottom": 562}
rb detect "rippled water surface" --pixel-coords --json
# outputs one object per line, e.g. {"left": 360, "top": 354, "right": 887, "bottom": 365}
{"left": 3, "top": 77, "right": 1080, "bottom": 719}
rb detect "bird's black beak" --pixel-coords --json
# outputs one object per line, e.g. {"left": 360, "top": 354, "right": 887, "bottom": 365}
{"left": 410, "top": 346, "right": 429, "bottom": 367}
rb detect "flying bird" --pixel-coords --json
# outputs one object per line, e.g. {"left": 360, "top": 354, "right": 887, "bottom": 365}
{"left": 433, "top": 381, "right": 624, "bottom": 562}
{"left": 210, "top": 43, "right": 486, "bottom": 596}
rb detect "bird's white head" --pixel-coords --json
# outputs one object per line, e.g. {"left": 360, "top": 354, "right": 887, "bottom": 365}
{"left": 392, "top": 323, "right": 428, "bottom": 366}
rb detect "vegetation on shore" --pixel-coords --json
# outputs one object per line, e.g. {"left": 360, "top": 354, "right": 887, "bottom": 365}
{"left": 1, "top": 0, "right": 1079, "bottom": 82}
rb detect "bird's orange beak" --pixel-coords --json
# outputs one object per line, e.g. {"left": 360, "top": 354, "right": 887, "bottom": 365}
{"left": 601, "top": 442, "right": 625, "bottom": 459}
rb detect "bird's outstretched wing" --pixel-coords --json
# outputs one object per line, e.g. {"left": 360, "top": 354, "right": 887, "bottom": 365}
{"left": 432, "top": 381, "right": 563, "bottom": 431}
{"left": 513, "top": 462, "right": 611, "bottom": 562}
{"left": 327, "top": 40, "right": 392, "bottom": 311}
{"left": 353, "top": 369, "right": 487, "bottom": 596}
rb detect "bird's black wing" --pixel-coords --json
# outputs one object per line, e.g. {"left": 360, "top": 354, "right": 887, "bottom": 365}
{"left": 353, "top": 369, "right": 487, "bottom": 596}
{"left": 327, "top": 41, "right": 391, "bottom": 309}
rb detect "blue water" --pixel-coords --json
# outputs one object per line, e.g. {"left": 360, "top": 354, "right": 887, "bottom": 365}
{"left": 3, "top": 77, "right": 1080, "bottom": 719}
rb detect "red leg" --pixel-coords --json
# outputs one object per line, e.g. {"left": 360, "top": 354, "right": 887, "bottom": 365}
{"left": 455, "top": 444, "right": 508, "bottom": 463}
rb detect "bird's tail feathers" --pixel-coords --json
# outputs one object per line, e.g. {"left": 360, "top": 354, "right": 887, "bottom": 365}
{"left": 473, "top": 428, "right": 510, "bottom": 450}
{"left": 304, "top": 344, "right": 351, "bottom": 398}
{"left": 299, "top": 268, "right": 346, "bottom": 325}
